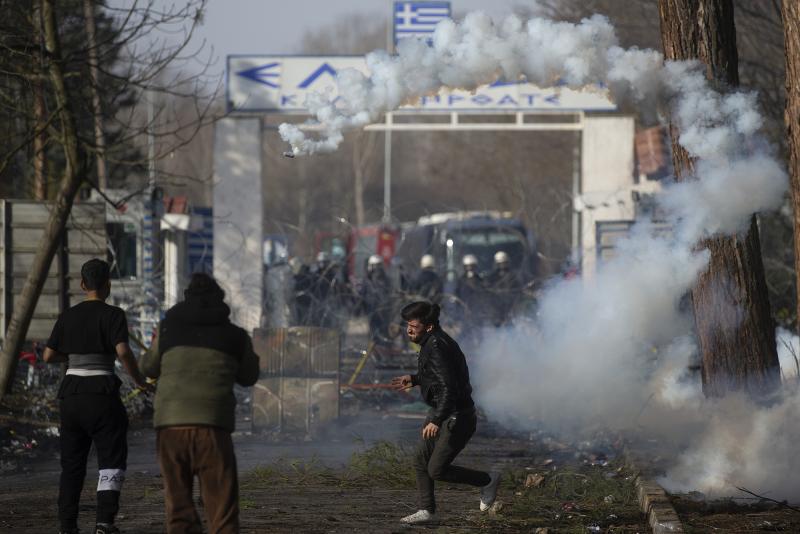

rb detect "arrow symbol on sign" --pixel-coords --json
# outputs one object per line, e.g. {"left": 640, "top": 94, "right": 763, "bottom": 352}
{"left": 298, "top": 63, "right": 338, "bottom": 88}
{"left": 237, "top": 62, "right": 280, "bottom": 88}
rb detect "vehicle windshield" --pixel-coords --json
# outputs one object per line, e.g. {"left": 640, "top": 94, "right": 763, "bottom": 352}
{"left": 448, "top": 227, "right": 527, "bottom": 273}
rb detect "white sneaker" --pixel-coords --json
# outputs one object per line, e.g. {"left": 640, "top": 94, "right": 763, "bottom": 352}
{"left": 480, "top": 472, "right": 502, "bottom": 511}
{"left": 400, "top": 509, "right": 437, "bottom": 524}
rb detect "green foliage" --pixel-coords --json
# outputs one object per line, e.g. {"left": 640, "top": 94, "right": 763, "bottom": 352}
{"left": 243, "top": 440, "right": 415, "bottom": 490}
{"left": 347, "top": 440, "right": 416, "bottom": 488}
{"left": 239, "top": 497, "right": 256, "bottom": 510}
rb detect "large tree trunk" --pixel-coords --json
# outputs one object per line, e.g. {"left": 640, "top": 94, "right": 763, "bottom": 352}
{"left": 783, "top": 0, "right": 800, "bottom": 337}
{"left": 658, "top": 0, "right": 781, "bottom": 398}
{"left": 0, "top": 0, "right": 85, "bottom": 397}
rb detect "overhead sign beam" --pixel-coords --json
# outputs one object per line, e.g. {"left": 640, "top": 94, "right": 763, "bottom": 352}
{"left": 364, "top": 111, "right": 585, "bottom": 131}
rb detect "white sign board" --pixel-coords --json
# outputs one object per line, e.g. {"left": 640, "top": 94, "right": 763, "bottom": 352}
{"left": 226, "top": 55, "right": 616, "bottom": 114}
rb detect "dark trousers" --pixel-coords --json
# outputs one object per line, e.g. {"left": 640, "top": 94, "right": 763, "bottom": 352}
{"left": 58, "top": 394, "right": 128, "bottom": 530}
{"left": 157, "top": 427, "right": 240, "bottom": 534}
{"left": 413, "top": 411, "right": 490, "bottom": 513}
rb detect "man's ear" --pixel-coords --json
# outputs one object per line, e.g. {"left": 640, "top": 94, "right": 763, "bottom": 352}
{"left": 426, "top": 324, "right": 434, "bottom": 333}
{"left": 80, "top": 279, "right": 88, "bottom": 292}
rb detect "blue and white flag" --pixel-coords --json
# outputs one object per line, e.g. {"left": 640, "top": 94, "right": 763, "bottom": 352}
{"left": 394, "top": 1, "right": 451, "bottom": 46}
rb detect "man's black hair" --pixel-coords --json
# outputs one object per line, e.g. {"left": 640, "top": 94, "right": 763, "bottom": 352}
{"left": 184, "top": 272, "right": 225, "bottom": 300}
{"left": 401, "top": 301, "right": 440, "bottom": 326}
{"left": 81, "top": 258, "right": 110, "bottom": 290}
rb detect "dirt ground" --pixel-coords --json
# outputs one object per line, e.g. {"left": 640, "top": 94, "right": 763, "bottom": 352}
{"left": 4, "top": 325, "right": 795, "bottom": 532}
{"left": 0, "top": 410, "right": 650, "bottom": 533}
{"left": 670, "top": 496, "right": 800, "bottom": 533}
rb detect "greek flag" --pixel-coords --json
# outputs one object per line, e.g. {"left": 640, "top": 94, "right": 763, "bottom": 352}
{"left": 394, "top": 1, "right": 451, "bottom": 45}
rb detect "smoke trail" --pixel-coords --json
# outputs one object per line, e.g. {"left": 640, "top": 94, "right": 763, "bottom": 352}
{"left": 280, "top": 13, "right": 660, "bottom": 154}
{"left": 282, "top": 12, "right": 793, "bottom": 500}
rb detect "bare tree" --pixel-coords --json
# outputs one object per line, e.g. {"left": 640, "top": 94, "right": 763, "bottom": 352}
{"left": 0, "top": 0, "right": 84, "bottom": 396}
{"left": 658, "top": 0, "right": 780, "bottom": 398}
{"left": 83, "top": 0, "right": 108, "bottom": 190}
{"left": 0, "top": 0, "right": 218, "bottom": 398}
{"left": 32, "top": 1, "right": 47, "bottom": 200}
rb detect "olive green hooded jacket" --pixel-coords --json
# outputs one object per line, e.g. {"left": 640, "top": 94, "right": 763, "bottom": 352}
{"left": 141, "top": 298, "right": 260, "bottom": 433}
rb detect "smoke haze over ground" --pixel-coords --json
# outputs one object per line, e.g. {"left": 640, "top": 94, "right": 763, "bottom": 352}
{"left": 282, "top": 12, "right": 795, "bottom": 501}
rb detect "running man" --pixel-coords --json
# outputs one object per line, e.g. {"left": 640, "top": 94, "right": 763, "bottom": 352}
{"left": 391, "top": 301, "right": 501, "bottom": 525}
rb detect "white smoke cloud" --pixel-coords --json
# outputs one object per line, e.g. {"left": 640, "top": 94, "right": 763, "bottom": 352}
{"left": 655, "top": 330, "right": 800, "bottom": 498}
{"left": 282, "top": 12, "right": 793, "bottom": 501}
{"left": 659, "top": 390, "right": 800, "bottom": 499}
{"left": 474, "top": 236, "right": 705, "bottom": 435}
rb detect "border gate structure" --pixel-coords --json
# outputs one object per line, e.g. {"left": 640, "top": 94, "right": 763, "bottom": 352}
{"left": 214, "top": 54, "right": 663, "bottom": 326}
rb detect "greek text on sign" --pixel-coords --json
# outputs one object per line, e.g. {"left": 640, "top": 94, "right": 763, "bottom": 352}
{"left": 226, "top": 55, "right": 616, "bottom": 114}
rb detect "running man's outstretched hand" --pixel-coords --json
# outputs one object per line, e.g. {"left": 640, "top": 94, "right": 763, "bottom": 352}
{"left": 391, "top": 374, "right": 414, "bottom": 391}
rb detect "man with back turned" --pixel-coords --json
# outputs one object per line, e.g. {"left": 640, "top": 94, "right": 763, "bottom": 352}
{"left": 44, "top": 258, "right": 152, "bottom": 534}
{"left": 141, "top": 272, "right": 260, "bottom": 534}
{"left": 391, "top": 301, "right": 501, "bottom": 525}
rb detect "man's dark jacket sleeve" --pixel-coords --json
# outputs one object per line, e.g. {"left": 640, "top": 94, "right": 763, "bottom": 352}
{"left": 236, "top": 336, "right": 260, "bottom": 387}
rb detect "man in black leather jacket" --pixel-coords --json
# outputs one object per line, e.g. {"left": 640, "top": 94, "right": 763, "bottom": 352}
{"left": 391, "top": 301, "right": 501, "bottom": 525}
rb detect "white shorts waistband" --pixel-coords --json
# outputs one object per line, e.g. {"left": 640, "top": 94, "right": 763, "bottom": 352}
{"left": 66, "top": 369, "right": 114, "bottom": 377}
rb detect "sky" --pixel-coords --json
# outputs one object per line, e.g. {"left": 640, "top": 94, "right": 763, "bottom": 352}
{"left": 140, "top": 0, "right": 529, "bottom": 77}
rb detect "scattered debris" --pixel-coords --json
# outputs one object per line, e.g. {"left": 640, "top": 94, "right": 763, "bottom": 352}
{"left": 488, "top": 500, "right": 504, "bottom": 515}
{"left": 525, "top": 473, "right": 546, "bottom": 488}
{"left": 672, "top": 490, "right": 800, "bottom": 532}
{"left": 736, "top": 486, "right": 800, "bottom": 514}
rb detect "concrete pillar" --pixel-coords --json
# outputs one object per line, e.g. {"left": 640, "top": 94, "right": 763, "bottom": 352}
{"left": 579, "top": 115, "right": 636, "bottom": 279}
{"left": 213, "top": 118, "right": 263, "bottom": 331}
{"left": 161, "top": 213, "right": 193, "bottom": 309}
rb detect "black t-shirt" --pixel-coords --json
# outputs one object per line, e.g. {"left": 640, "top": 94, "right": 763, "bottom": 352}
{"left": 47, "top": 300, "right": 129, "bottom": 355}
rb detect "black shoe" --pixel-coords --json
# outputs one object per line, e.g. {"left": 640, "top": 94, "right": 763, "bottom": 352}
{"left": 94, "top": 524, "right": 120, "bottom": 534}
